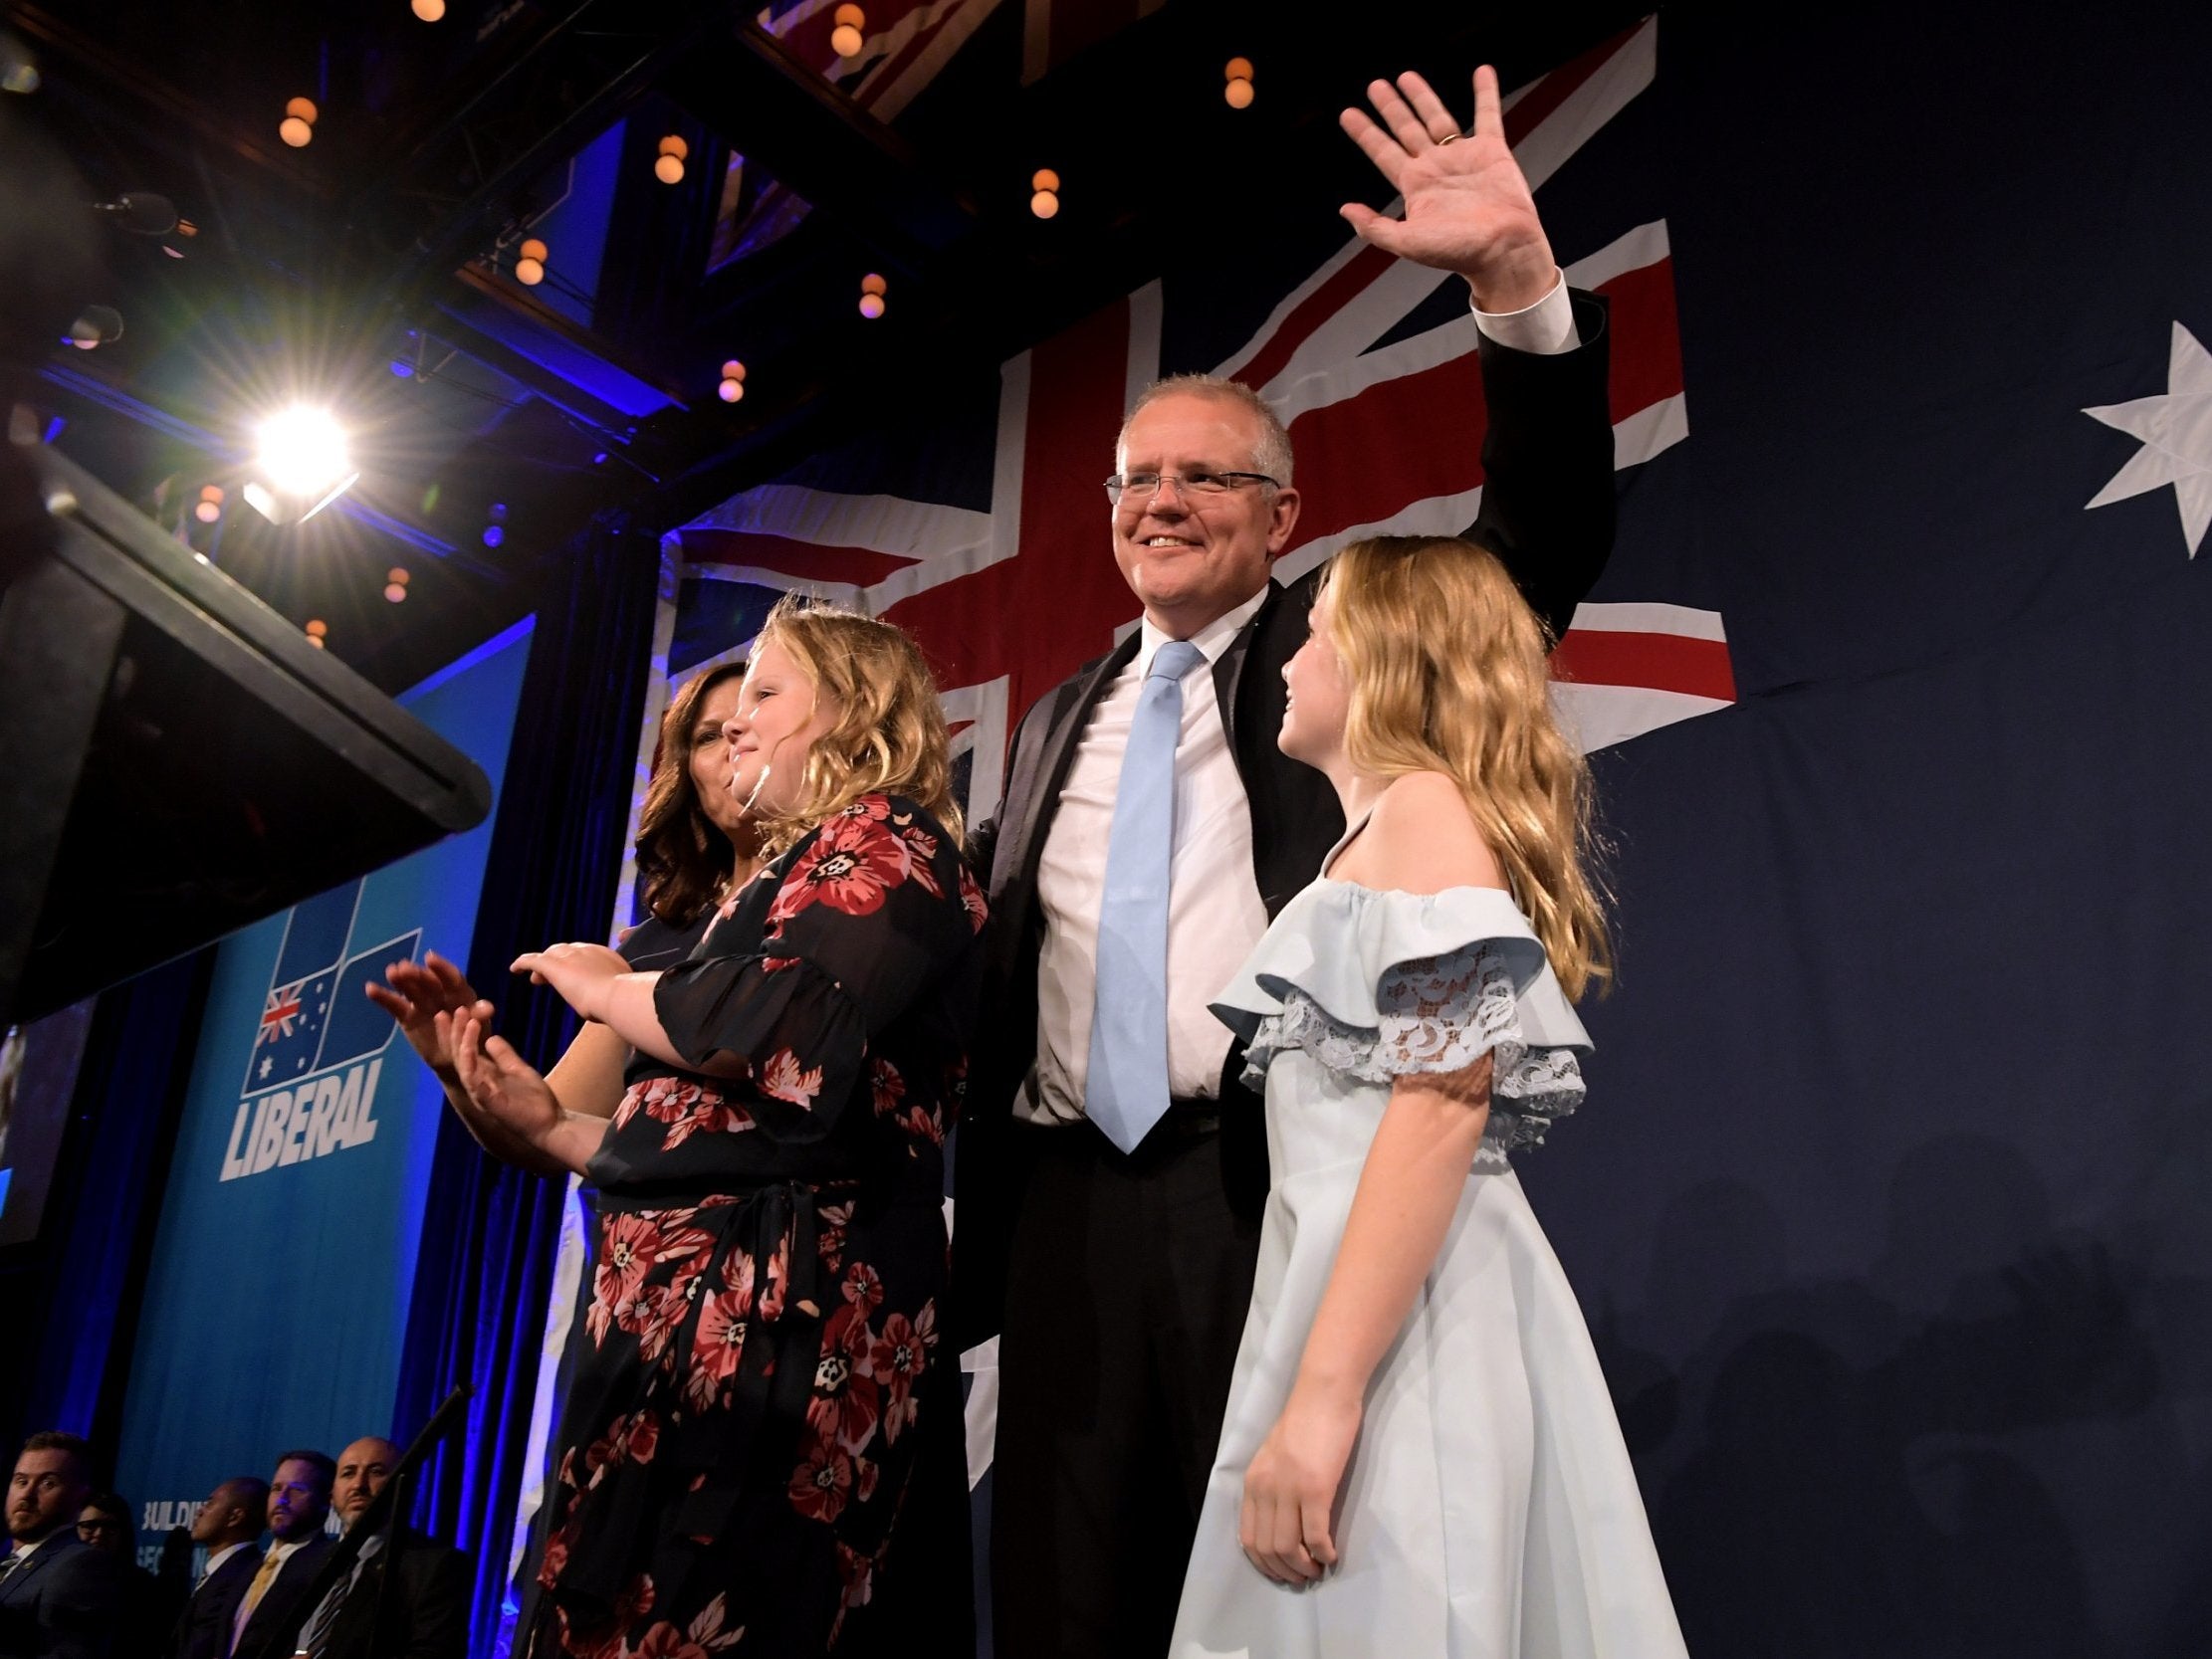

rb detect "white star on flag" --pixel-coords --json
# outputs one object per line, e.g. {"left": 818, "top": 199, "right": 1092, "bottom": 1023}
{"left": 2083, "top": 320, "right": 2212, "bottom": 556}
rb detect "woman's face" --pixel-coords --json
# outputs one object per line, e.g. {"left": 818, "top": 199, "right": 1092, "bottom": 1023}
{"left": 1279, "top": 582, "right": 1354, "bottom": 769}
{"left": 723, "top": 637, "right": 842, "bottom": 818}
{"left": 686, "top": 675, "right": 749, "bottom": 839}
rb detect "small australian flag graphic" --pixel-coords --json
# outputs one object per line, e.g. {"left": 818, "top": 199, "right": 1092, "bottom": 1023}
{"left": 244, "top": 882, "right": 358, "bottom": 1095}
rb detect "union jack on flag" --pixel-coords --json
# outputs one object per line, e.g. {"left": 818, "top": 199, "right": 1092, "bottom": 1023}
{"left": 626, "top": 16, "right": 1728, "bottom": 918}
{"left": 258, "top": 985, "right": 308, "bottom": 1047}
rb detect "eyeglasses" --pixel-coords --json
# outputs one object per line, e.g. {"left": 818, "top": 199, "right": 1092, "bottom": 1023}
{"left": 1103, "top": 470, "right": 1277, "bottom": 507}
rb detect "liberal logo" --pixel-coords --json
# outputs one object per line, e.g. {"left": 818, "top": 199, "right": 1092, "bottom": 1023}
{"left": 220, "top": 880, "right": 420, "bottom": 1182}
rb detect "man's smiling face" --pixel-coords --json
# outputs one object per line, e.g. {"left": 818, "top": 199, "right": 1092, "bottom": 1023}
{"left": 1111, "top": 391, "right": 1300, "bottom": 636}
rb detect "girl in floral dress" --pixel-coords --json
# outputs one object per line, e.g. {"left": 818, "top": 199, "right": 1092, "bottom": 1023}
{"left": 394, "top": 600, "right": 986, "bottom": 1657}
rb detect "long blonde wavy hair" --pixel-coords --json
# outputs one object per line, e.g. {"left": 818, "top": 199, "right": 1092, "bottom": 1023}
{"left": 748, "top": 595, "right": 964, "bottom": 859}
{"left": 1323, "top": 535, "right": 1612, "bottom": 998}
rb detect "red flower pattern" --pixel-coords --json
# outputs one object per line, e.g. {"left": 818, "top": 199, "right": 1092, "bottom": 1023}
{"left": 758, "top": 1047, "right": 823, "bottom": 1109}
{"left": 765, "top": 804, "right": 913, "bottom": 934}
{"left": 787, "top": 1444, "right": 852, "bottom": 1524}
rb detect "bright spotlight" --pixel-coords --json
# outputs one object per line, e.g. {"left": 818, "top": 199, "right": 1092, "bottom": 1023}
{"left": 244, "top": 405, "right": 358, "bottom": 523}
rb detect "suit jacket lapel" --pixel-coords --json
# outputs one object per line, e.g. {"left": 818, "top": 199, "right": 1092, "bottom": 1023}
{"left": 995, "top": 629, "right": 1142, "bottom": 906}
{"left": 1210, "top": 579, "right": 1283, "bottom": 763}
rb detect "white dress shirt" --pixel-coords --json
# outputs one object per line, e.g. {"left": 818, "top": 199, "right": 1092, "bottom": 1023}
{"left": 1025, "top": 589, "right": 1272, "bottom": 1122}
{"left": 1020, "top": 282, "right": 1579, "bottom": 1125}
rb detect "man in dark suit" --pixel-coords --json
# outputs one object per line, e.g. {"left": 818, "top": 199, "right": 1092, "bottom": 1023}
{"left": 0, "top": 1431, "right": 123, "bottom": 1659}
{"left": 957, "top": 68, "right": 1619, "bottom": 1656}
{"left": 165, "top": 1477, "right": 267, "bottom": 1659}
{"left": 292, "top": 1437, "right": 469, "bottom": 1659}
{"left": 230, "top": 1452, "right": 334, "bottom": 1659}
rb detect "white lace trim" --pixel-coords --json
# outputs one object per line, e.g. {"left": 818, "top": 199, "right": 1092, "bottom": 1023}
{"left": 1241, "top": 943, "right": 1585, "bottom": 1157}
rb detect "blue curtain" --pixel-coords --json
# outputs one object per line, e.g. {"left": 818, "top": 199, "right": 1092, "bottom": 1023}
{"left": 392, "top": 512, "right": 661, "bottom": 1655}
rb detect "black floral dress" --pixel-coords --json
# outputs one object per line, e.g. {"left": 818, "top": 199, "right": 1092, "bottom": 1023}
{"left": 528, "top": 794, "right": 986, "bottom": 1659}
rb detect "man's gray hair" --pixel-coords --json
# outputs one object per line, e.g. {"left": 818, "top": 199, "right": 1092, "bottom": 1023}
{"left": 1117, "top": 373, "right": 1294, "bottom": 489}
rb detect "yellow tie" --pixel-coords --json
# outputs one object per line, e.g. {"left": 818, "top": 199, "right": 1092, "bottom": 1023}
{"left": 231, "top": 1552, "right": 285, "bottom": 1653}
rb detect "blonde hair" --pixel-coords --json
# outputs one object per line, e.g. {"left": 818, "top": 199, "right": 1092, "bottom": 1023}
{"left": 749, "top": 595, "right": 965, "bottom": 859}
{"left": 1322, "top": 535, "right": 1612, "bottom": 999}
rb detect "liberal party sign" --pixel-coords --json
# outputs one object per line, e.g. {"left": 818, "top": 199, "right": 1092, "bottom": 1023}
{"left": 114, "top": 619, "right": 533, "bottom": 1563}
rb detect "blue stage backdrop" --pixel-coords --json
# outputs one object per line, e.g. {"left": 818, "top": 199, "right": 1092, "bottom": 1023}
{"left": 113, "top": 619, "right": 534, "bottom": 1563}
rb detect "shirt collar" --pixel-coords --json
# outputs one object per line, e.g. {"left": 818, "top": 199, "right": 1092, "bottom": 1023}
{"left": 205, "top": 1542, "right": 249, "bottom": 1575}
{"left": 1137, "top": 584, "right": 1270, "bottom": 675}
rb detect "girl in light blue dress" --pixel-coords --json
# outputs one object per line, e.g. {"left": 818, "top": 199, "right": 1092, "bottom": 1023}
{"left": 1171, "top": 535, "right": 1687, "bottom": 1658}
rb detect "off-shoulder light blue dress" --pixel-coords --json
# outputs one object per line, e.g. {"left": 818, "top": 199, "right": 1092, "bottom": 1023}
{"left": 1170, "top": 830, "right": 1686, "bottom": 1658}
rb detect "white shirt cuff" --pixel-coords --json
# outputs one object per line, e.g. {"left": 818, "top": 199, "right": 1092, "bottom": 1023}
{"left": 1470, "top": 272, "right": 1577, "bottom": 356}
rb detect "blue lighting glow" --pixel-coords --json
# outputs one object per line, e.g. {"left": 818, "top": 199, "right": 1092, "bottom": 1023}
{"left": 482, "top": 524, "right": 505, "bottom": 548}
{"left": 391, "top": 359, "right": 415, "bottom": 378}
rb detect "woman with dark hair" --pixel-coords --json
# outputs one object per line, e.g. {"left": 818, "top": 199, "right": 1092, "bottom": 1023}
{"left": 626, "top": 662, "right": 765, "bottom": 965}
{"left": 368, "top": 663, "right": 763, "bottom": 1169}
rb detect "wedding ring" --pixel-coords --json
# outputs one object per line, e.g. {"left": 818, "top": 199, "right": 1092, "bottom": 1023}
{"left": 1437, "top": 131, "right": 1460, "bottom": 144}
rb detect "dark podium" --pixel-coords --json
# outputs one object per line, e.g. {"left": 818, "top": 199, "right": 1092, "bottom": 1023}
{"left": 0, "top": 445, "right": 494, "bottom": 1026}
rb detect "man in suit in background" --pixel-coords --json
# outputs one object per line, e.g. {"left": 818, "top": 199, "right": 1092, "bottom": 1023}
{"left": 0, "top": 1431, "right": 122, "bottom": 1659}
{"left": 230, "top": 1452, "right": 333, "bottom": 1659}
{"left": 959, "top": 67, "right": 1619, "bottom": 1656}
{"left": 293, "top": 1437, "right": 469, "bottom": 1659}
{"left": 166, "top": 1477, "right": 266, "bottom": 1659}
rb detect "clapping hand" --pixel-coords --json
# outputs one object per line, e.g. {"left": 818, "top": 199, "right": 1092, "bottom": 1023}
{"left": 511, "top": 940, "right": 632, "bottom": 1022}
{"left": 365, "top": 951, "right": 493, "bottom": 1084}
{"left": 443, "top": 1009, "right": 562, "bottom": 1147}
{"left": 1339, "top": 66, "right": 1559, "bottom": 313}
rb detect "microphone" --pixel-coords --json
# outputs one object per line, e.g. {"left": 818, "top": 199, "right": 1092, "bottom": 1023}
{"left": 92, "top": 192, "right": 177, "bottom": 235}
{"left": 67, "top": 305, "right": 121, "bottom": 345}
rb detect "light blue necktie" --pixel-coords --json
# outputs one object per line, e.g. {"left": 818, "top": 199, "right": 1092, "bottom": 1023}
{"left": 1087, "top": 639, "right": 1207, "bottom": 1153}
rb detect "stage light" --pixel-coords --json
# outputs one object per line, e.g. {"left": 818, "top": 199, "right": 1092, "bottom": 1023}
{"left": 287, "top": 97, "right": 319, "bottom": 123}
{"left": 520, "top": 238, "right": 548, "bottom": 261}
{"left": 384, "top": 582, "right": 408, "bottom": 602}
{"left": 1225, "top": 57, "right": 1253, "bottom": 108}
{"left": 659, "top": 135, "right": 689, "bottom": 159}
{"left": 244, "top": 405, "right": 357, "bottom": 524}
{"left": 1031, "top": 189, "right": 1058, "bottom": 219}
{"left": 194, "top": 501, "right": 220, "bottom": 523}
{"left": 0, "top": 29, "right": 40, "bottom": 95}
{"left": 412, "top": 0, "right": 446, "bottom": 18}
{"left": 655, "top": 153, "right": 685, "bottom": 184}
{"left": 388, "top": 566, "right": 410, "bottom": 585}
{"left": 831, "top": 4, "right": 866, "bottom": 57}
{"left": 305, "top": 618, "right": 328, "bottom": 648}
{"left": 859, "top": 272, "right": 888, "bottom": 318}
{"left": 482, "top": 524, "right": 504, "bottom": 547}
{"left": 718, "top": 378, "right": 744, "bottom": 403}
{"left": 721, "top": 359, "right": 746, "bottom": 380}
{"left": 1032, "top": 168, "right": 1059, "bottom": 193}
{"left": 860, "top": 273, "right": 887, "bottom": 295}
{"left": 515, "top": 256, "right": 545, "bottom": 285}
{"left": 280, "top": 116, "right": 313, "bottom": 147}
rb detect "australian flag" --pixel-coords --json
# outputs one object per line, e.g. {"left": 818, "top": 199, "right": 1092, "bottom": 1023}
{"left": 244, "top": 880, "right": 419, "bottom": 1096}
